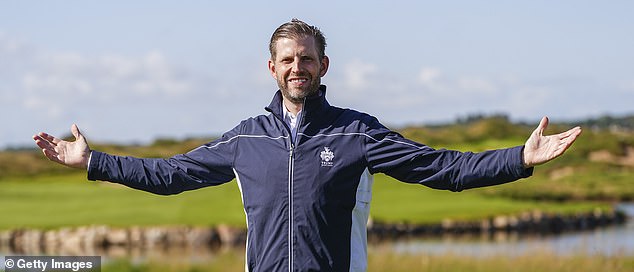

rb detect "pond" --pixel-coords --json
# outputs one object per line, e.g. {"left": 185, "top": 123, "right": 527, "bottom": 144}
{"left": 386, "top": 203, "right": 634, "bottom": 257}
{"left": 1, "top": 204, "right": 632, "bottom": 269}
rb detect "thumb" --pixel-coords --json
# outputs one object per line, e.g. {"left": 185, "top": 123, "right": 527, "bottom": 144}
{"left": 71, "top": 124, "right": 83, "bottom": 141}
{"left": 536, "top": 116, "right": 549, "bottom": 136}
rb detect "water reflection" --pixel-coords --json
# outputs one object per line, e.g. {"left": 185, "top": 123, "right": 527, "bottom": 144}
{"left": 387, "top": 203, "right": 634, "bottom": 256}
{"left": 2, "top": 204, "right": 632, "bottom": 266}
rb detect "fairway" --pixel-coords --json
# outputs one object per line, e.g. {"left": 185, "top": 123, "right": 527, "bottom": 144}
{"left": 0, "top": 173, "right": 609, "bottom": 229}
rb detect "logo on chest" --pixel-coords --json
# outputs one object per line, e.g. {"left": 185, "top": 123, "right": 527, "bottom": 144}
{"left": 320, "top": 147, "right": 335, "bottom": 167}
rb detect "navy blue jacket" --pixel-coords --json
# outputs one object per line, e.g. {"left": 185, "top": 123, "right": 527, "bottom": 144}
{"left": 88, "top": 85, "right": 532, "bottom": 271}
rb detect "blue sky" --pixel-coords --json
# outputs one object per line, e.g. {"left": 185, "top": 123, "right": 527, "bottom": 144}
{"left": 1, "top": 1, "right": 633, "bottom": 149}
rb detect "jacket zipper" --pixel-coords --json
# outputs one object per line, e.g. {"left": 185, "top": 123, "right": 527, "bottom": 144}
{"left": 287, "top": 142, "right": 294, "bottom": 272}
{"left": 268, "top": 111, "right": 294, "bottom": 271}
{"left": 289, "top": 98, "right": 306, "bottom": 272}
{"left": 266, "top": 98, "right": 306, "bottom": 272}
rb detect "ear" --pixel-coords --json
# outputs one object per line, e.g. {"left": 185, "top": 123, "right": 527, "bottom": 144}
{"left": 319, "top": 55, "right": 329, "bottom": 77}
{"left": 268, "top": 58, "right": 277, "bottom": 79}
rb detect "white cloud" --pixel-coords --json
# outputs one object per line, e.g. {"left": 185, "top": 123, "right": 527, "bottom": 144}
{"left": 22, "top": 73, "right": 93, "bottom": 95}
{"left": 0, "top": 26, "right": 630, "bottom": 149}
{"left": 457, "top": 77, "right": 497, "bottom": 94}
{"left": 418, "top": 67, "right": 441, "bottom": 85}
{"left": 0, "top": 45, "right": 197, "bottom": 139}
{"left": 416, "top": 67, "right": 500, "bottom": 96}
{"left": 24, "top": 49, "right": 192, "bottom": 100}
{"left": 343, "top": 59, "right": 378, "bottom": 90}
{"left": 0, "top": 32, "right": 35, "bottom": 61}
{"left": 0, "top": 33, "right": 211, "bottom": 148}
{"left": 0, "top": 35, "right": 191, "bottom": 102}
{"left": 618, "top": 80, "right": 634, "bottom": 92}
{"left": 332, "top": 64, "right": 576, "bottom": 125}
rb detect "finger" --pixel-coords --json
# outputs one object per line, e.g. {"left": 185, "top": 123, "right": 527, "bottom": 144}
{"left": 32, "top": 134, "right": 44, "bottom": 143}
{"left": 565, "top": 131, "right": 581, "bottom": 145}
{"left": 532, "top": 116, "right": 548, "bottom": 137}
{"left": 557, "top": 126, "right": 582, "bottom": 140}
{"left": 556, "top": 131, "right": 581, "bottom": 154}
{"left": 33, "top": 136, "right": 57, "bottom": 151}
{"left": 556, "top": 139, "right": 575, "bottom": 156}
{"left": 37, "top": 132, "right": 62, "bottom": 145}
{"left": 72, "top": 124, "right": 90, "bottom": 145}
{"left": 538, "top": 116, "right": 549, "bottom": 135}
{"left": 570, "top": 126, "right": 582, "bottom": 137}
{"left": 71, "top": 124, "right": 81, "bottom": 140}
{"left": 42, "top": 148, "right": 63, "bottom": 164}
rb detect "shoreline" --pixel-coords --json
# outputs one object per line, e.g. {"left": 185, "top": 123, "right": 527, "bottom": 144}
{"left": 368, "top": 207, "right": 626, "bottom": 242}
{"left": 1, "top": 207, "right": 626, "bottom": 256}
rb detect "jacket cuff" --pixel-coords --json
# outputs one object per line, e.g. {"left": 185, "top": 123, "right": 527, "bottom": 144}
{"left": 87, "top": 150, "right": 104, "bottom": 181}
{"left": 513, "top": 145, "right": 533, "bottom": 178}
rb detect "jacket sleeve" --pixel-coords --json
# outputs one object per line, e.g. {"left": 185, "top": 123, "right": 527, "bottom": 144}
{"left": 363, "top": 117, "right": 533, "bottom": 192}
{"left": 87, "top": 124, "right": 241, "bottom": 195}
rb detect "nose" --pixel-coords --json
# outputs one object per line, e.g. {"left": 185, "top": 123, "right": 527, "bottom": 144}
{"left": 291, "top": 57, "right": 301, "bottom": 73}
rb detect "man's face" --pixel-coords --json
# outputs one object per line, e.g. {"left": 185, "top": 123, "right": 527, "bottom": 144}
{"left": 268, "top": 36, "right": 329, "bottom": 104}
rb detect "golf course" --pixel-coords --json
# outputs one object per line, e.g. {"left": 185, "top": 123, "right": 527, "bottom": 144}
{"left": 2, "top": 115, "right": 633, "bottom": 271}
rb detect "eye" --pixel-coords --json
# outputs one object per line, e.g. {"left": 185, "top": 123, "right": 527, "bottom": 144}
{"left": 301, "top": 56, "right": 313, "bottom": 62}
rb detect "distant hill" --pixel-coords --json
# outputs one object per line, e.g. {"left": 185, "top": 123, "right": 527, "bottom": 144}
{"left": 566, "top": 114, "right": 634, "bottom": 131}
{"left": 418, "top": 113, "right": 634, "bottom": 131}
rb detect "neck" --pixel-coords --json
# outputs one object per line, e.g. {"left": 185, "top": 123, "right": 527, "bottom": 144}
{"left": 283, "top": 97, "right": 303, "bottom": 116}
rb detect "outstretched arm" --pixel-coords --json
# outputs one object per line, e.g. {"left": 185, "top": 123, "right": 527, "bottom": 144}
{"left": 32, "top": 124, "right": 237, "bottom": 195}
{"left": 523, "top": 116, "right": 582, "bottom": 168}
{"left": 33, "top": 124, "right": 91, "bottom": 169}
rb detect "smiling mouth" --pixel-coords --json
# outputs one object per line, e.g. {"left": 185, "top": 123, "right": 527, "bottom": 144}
{"left": 288, "top": 78, "right": 308, "bottom": 84}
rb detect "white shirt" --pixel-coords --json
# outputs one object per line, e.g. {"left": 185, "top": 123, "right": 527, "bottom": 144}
{"left": 282, "top": 102, "right": 302, "bottom": 143}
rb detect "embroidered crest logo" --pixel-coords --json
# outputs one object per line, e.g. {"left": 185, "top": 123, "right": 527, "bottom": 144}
{"left": 320, "top": 147, "right": 335, "bottom": 167}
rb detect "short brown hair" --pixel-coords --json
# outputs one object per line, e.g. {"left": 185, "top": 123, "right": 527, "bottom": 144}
{"left": 269, "top": 19, "right": 327, "bottom": 61}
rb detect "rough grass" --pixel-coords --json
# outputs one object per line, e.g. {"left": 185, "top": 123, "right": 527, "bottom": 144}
{"left": 366, "top": 250, "right": 634, "bottom": 272}
{"left": 99, "top": 248, "right": 634, "bottom": 272}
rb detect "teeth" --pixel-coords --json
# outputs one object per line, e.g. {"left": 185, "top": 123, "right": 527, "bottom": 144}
{"left": 290, "top": 78, "right": 307, "bottom": 83}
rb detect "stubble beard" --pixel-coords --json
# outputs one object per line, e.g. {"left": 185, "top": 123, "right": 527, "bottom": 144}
{"left": 278, "top": 74, "right": 321, "bottom": 104}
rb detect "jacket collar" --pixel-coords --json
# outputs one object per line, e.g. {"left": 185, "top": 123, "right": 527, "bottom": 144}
{"left": 265, "top": 85, "right": 329, "bottom": 120}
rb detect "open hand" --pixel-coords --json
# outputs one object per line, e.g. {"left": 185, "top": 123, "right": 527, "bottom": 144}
{"left": 33, "top": 124, "right": 91, "bottom": 169}
{"left": 523, "top": 117, "right": 582, "bottom": 168}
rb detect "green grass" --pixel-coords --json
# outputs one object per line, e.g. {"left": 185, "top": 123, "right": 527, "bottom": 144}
{"left": 99, "top": 249, "right": 634, "bottom": 272}
{"left": 366, "top": 250, "right": 634, "bottom": 272}
{"left": 370, "top": 174, "right": 609, "bottom": 224}
{"left": 0, "top": 173, "right": 609, "bottom": 230}
{"left": 430, "top": 138, "right": 526, "bottom": 153}
{"left": 0, "top": 173, "right": 245, "bottom": 229}
{"left": 6, "top": 116, "right": 634, "bottom": 202}
{"left": 103, "top": 251, "right": 246, "bottom": 272}
{"left": 481, "top": 163, "right": 634, "bottom": 201}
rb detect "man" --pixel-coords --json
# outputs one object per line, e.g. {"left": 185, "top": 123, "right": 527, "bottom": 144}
{"left": 33, "top": 19, "right": 581, "bottom": 271}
